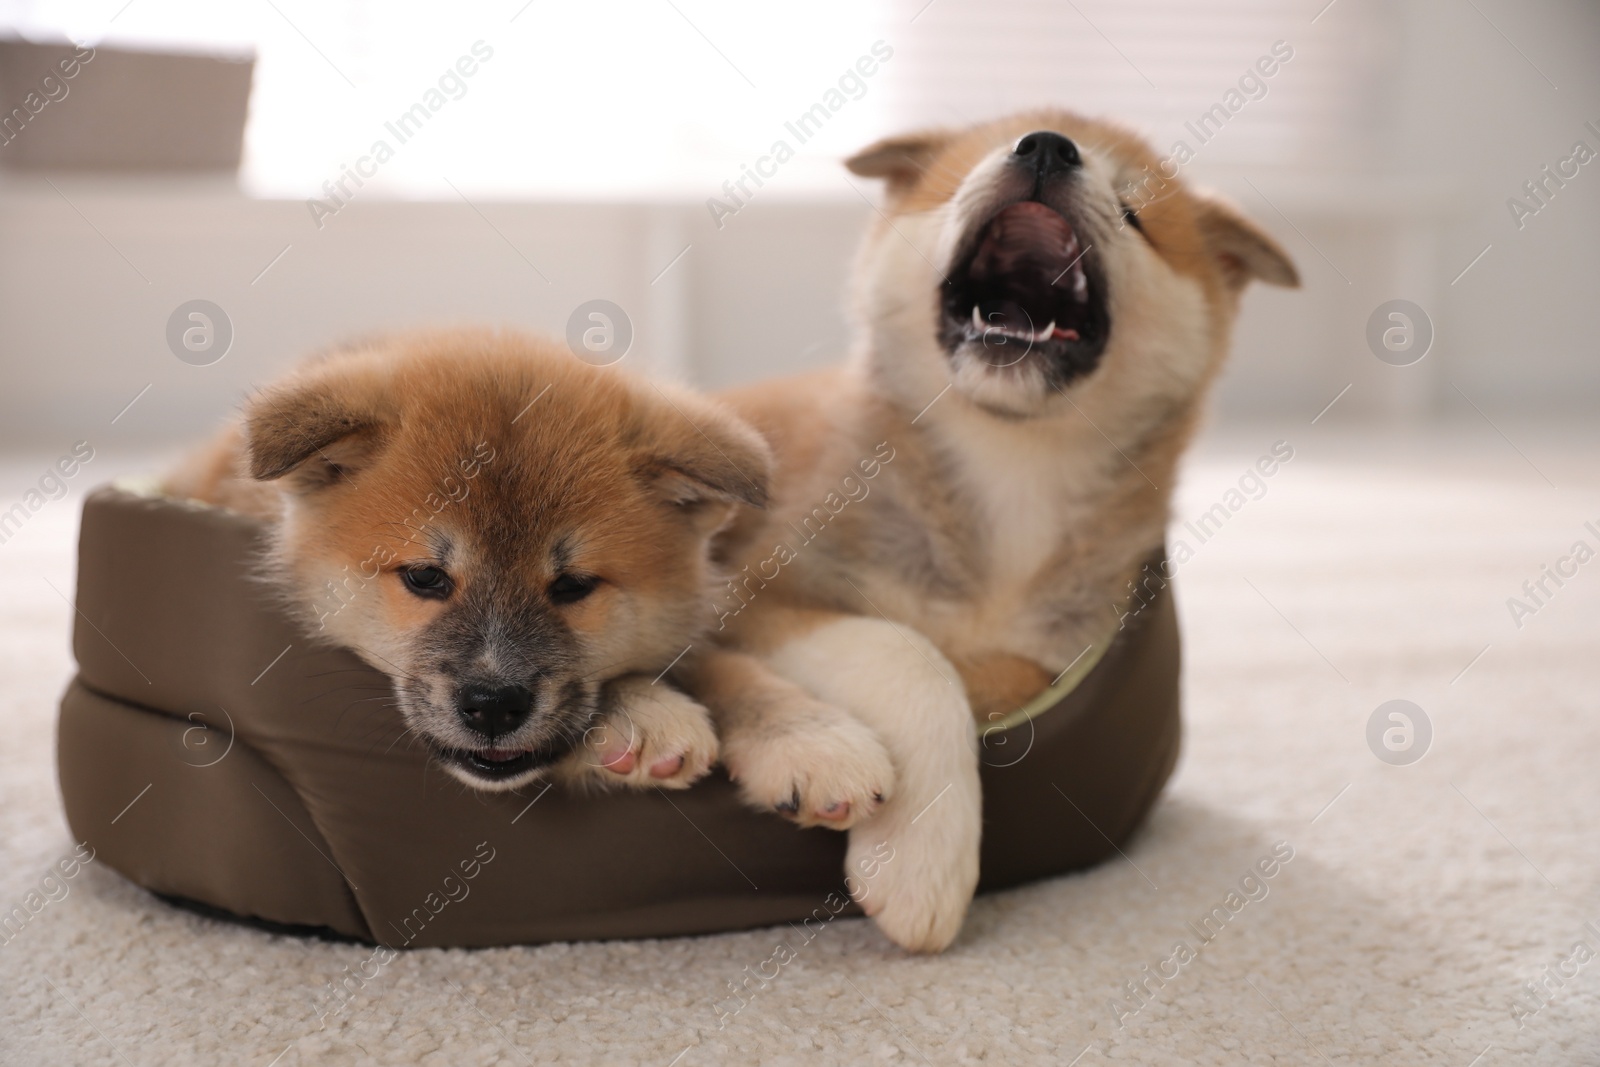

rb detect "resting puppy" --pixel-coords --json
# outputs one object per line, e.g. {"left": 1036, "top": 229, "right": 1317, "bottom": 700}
{"left": 692, "top": 111, "right": 1299, "bottom": 951}
{"left": 165, "top": 329, "right": 770, "bottom": 793}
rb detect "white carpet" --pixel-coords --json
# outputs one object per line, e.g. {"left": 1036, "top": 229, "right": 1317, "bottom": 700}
{"left": 2, "top": 424, "right": 1598, "bottom": 1067}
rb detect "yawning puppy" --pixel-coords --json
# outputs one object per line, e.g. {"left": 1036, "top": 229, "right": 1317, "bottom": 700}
{"left": 165, "top": 329, "right": 770, "bottom": 793}
{"left": 692, "top": 111, "right": 1299, "bottom": 951}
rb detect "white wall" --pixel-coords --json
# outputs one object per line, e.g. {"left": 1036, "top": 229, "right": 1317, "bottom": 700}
{"left": 1394, "top": 0, "right": 1600, "bottom": 414}
{"left": 0, "top": 184, "right": 868, "bottom": 446}
{"left": 0, "top": 0, "right": 1595, "bottom": 447}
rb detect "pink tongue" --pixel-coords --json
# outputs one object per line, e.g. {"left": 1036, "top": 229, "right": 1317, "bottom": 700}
{"left": 970, "top": 201, "right": 1075, "bottom": 278}
{"left": 480, "top": 748, "right": 524, "bottom": 763}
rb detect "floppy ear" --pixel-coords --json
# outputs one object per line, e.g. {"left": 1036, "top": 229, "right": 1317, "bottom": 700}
{"left": 244, "top": 365, "right": 388, "bottom": 488}
{"left": 845, "top": 130, "right": 948, "bottom": 196}
{"left": 638, "top": 387, "right": 771, "bottom": 511}
{"left": 1192, "top": 192, "right": 1300, "bottom": 290}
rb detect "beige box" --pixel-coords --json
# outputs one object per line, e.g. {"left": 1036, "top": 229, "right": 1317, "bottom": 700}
{"left": 0, "top": 38, "right": 253, "bottom": 171}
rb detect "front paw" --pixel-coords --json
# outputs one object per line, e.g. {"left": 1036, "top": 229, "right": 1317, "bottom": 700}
{"left": 844, "top": 759, "right": 983, "bottom": 953}
{"left": 722, "top": 701, "right": 894, "bottom": 830}
{"left": 559, "top": 680, "right": 718, "bottom": 790}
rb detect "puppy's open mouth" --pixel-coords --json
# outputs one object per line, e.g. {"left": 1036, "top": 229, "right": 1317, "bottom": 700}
{"left": 432, "top": 738, "right": 574, "bottom": 783}
{"left": 940, "top": 200, "right": 1109, "bottom": 382}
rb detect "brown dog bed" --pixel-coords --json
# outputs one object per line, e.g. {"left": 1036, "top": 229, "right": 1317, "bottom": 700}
{"left": 56, "top": 483, "right": 1180, "bottom": 948}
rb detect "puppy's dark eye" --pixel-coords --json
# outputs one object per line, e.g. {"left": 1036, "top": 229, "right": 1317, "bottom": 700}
{"left": 1120, "top": 202, "right": 1145, "bottom": 233}
{"left": 548, "top": 573, "right": 599, "bottom": 605}
{"left": 400, "top": 565, "right": 452, "bottom": 599}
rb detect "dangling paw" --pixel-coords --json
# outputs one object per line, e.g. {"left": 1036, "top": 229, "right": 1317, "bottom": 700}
{"left": 721, "top": 698, "right": 894, "bottom": 830}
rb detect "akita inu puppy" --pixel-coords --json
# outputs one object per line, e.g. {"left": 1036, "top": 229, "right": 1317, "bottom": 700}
{"left": 166, "top": 329, "right": 770, "bottom": 794}
{"left": 688, "top": 112, "right": 1299, "bottom": 951}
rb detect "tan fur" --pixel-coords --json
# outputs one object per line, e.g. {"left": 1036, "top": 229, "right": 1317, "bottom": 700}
{"left": 696, "top": 111, "right": 1299, "bottom": 952}
{"left": 952, "top": 652, "right": 1056, "bottom": 723}
{"left": 167, "top": 328, "right": 770, "bottom": 794}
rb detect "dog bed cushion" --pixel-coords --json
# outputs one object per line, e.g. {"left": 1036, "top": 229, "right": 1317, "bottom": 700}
{"left": 56, "top": 484, "right": 1180, "bottom": 948}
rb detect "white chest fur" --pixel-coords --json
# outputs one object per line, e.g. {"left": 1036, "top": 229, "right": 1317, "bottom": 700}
{"left": 924, "top": 404, "right": 1105, "bottom": 647}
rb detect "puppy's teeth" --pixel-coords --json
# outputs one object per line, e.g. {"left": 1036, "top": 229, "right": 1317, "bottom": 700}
{"left": 1038, "top": 320, "right": 1056, "bottom": 341}
{"left": 1073, "top": 267, "right": 1088, "bottom": 302}
{"left": 971, "top": 305, "right": 985, "bottom": 331}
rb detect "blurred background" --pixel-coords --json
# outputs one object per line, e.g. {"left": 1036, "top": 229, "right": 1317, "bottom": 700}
{"left": 0, "top": 0, "right": 1595, "bottom": 450}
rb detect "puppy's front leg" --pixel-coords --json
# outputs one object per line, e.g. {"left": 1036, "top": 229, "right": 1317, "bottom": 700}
{"left": 764, "top": 618, "right": 982, "bottom": 953}
{"left": 553, "top": 675, "right": 718, "bottom": 791}
{"left": 677, "top": 647, "right": 894, "bottom": 829}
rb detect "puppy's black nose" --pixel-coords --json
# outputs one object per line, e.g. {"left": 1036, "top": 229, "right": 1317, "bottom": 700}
{"left": 457, "top": 684, "right": 533, "bottom": 738}
{"left": 1013, "top": 130, "right": 1081, "bottom": 175}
